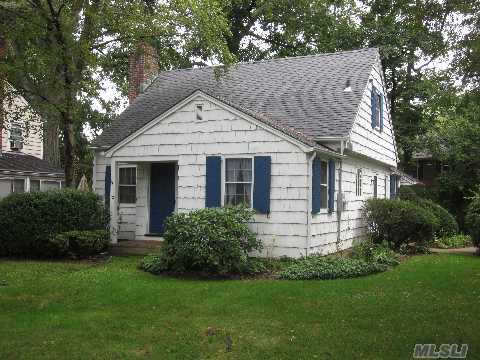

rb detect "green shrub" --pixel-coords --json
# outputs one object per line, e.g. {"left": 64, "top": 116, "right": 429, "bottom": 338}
{"left": 351, "top": 240, "right": 401, "bottom": 266}
{"left": 399, "top": 188, "right": 458, "bottom": 237}
{"left": 434, "top": 234, "right": 472, "bottom": 249}
{"left": 465, "top": 193, "right": 480, "bottom": 247}
{"left": 50, "top": 230, "right": 109, "bottom": 258}
{"left": 0, "top": 189, "right": 108, "bottom": 257}
{"left": 280, "top": 256, "right": 388, "bottom": 280}
{"left": 147, "top": 206, "right": 262, "bottom": 275}
{"left": 363, "top": 198, "right": 439, "bottom": 250}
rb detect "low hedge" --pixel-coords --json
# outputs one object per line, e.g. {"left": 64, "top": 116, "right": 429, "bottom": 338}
{"left": 50, "top": 230, "right": 110, "bottom": 258}
{"left": 434, "top": 234, "right": 472, "bottom": 249}
{"left": 280, "top": 256, "right": 388, "bottom": 280}
{"left": 363, "top": 198, "right": 439, "bottom": 249}
{"left": 142, "top": 206, "right": 262, "bottom": 275}
{"left": 0, "top": 189, "right": 108, "bottom": 257}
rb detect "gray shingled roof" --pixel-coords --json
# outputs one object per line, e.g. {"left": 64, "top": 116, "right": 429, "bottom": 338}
{"left": 0, "top": 152, "right": 64, "bottom": 175}
{"left": 93, "top": 48, "right": 379, "bottom": 149}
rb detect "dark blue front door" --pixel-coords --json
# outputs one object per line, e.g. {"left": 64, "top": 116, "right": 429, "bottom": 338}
{"left": 149, "top": 163, "right": 176, "bottom": 234}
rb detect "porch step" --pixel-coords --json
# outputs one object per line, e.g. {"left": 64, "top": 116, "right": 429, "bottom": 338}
{"left": 110, "top": 240, "right": 163, "bottom": 256}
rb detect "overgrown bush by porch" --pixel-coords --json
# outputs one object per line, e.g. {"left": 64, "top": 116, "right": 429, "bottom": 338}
{"left": 141, "top": 206, "right": 262, "bottom": 276}
{"left": 0, "top": 189, "right": 108, "bottom": 258}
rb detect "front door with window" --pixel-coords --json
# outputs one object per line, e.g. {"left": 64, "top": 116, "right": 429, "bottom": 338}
{"left": 149, "top": 163, "right": 176, "bottom": 235}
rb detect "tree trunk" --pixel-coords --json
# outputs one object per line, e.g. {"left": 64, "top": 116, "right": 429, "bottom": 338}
{"left": 62, "top": 115, "right": 76, "bottom": 187}
{"left": 43, "top": 120, "right": 61, "bottom": 168}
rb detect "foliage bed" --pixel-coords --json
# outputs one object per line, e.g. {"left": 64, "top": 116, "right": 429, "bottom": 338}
{"left": 141, "top": 206, "right": 262, "bottom": 276}
{"left": 279, "top": 256, "right": 388, "bottom": 280}
{"left": 434, "top": 234, "right": 472, "bottom": 249}
{"left": 351, "top": 240, "right": 401, "bottom": 266}
{"left": 0, "top": 189, "right": 108, "bottom": 257}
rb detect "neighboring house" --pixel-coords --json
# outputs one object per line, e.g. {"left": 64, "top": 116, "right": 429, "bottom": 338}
{"left": 0, "top": 38, "right": 64, "bottom": 198}
{"left": 92, "top": 47, "right": 400, "bottom": 257}
{"left": 404, "top": 151, "right": 447, "bottom": 186}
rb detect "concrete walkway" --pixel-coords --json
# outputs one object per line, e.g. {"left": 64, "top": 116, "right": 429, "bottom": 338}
{"left": 430, "top": 247, "right": 478, "bottom": 255}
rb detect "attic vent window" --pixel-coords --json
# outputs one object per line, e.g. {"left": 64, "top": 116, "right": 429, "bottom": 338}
{"left": 196, "top": 104, "right": 203, "bottom": 121}
{"left": 343, "top": 79, "right": 352, "bottom": 92}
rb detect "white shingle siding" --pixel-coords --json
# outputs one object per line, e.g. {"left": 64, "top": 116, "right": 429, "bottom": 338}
{"left": 349, "top": 59, "right": 397, "bottom": 167}
{"left": 97, "top": 98, "right": 310, "bottom": 257}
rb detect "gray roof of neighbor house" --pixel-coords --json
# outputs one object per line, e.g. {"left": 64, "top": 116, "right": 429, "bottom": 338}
{"left": 93, "top": 47, "right": 379, "bottom": 149}
{"left": 0, "top": 152, "right": 64, "bottom": 175}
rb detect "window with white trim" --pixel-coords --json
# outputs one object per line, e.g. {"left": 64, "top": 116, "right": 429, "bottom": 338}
{"left": 320, "top": 160, "right": 328, "bottom": 209}
{"left": 225, "top": 158, "right": 252, "bottom": 206}
{"left": 356, "top": 169, "right": 362, "bottom": 196}
{"left": 30, "top": 180, "right": 41, "bottom": 192}
{"left": 12, "top": 178, "right": 25, "bottom": 193}
{"left": 119, "top": 167, "right": 136, "bottom": 204}
{"left": 42, "top": 180, "right": 61, "bottom": 191}
{"left": 373, "top": 175, "right": 378, "bottom": 198}
{"left": 9, "top": 123, "right": 23, "bottom": 150}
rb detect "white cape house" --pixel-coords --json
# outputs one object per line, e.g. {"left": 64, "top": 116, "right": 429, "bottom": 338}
{"left": 92, "top": 48, "right": 400, "bottom": 258}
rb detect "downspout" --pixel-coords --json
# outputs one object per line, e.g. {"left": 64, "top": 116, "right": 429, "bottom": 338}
{"left": 306, "top": 151, "right": 317, "bottom": 257}
{"left": 336, "top": 141, "right": 344, "bottom": 252}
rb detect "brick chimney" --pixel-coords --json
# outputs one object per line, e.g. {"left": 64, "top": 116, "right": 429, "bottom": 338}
{"left": 128, "top": 42, "right": 159, "bottom": 104}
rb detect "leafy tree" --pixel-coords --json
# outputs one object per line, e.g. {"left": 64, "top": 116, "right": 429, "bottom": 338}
{"left": 0, "top": 0, "right": 234, "bottom": 186}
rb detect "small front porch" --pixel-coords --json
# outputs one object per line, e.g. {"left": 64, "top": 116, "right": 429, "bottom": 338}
{"left": 109, "top": 160, "right": 178, "bottom": 243}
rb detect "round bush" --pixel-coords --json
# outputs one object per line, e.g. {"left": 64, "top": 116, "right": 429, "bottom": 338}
{"left": 414, "top": 198, "right": 458, "bottom": 238}
{"left": 465, "top": 196, "right": 480, "bottom": 247}
{"left": 50, "top": 230, "right": 110, "bottom": 258}
{"left": 148, "top": 206, "right": 262, "bottom": 275}
{"left": 0, "top": 189, "right": 108, "bottom": 257}
{"left": 363, "top": 198, "right": 439, "bottom": 249}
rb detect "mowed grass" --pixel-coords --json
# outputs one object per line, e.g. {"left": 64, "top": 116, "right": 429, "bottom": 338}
{"left": 0, "top": 254, "right": 479, "bottom": 360}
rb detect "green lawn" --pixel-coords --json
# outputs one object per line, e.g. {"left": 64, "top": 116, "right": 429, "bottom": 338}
{"left": 0, "top": 254, "right": 478, "bottom": 360}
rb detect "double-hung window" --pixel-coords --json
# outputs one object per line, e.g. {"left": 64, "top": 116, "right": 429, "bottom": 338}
{"left": 320, "top": 160, "right": 328, "bottom": 209}
{"left": 224, "top": 158, "right": 252, "bottom": 206}
{"left": 119, "top": 167, "right": 136, "bottom": 204}
{"left": 356, "top": 169, "right": 362, "bottom": 196}
{"left": 12, "top": 178, "right": 25, "bottom": 193}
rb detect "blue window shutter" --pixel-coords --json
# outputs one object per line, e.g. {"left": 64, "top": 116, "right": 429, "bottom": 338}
{"left": 105, "top": 165, "right": 111, "bottom": 209}
{"left": 380, "top": 94, "right": 384, "bottom": 131}
{"left": 328, "top": 159, "right": 335, "bottom": 213}
{"left": 390, "top": 174, "right": 396, "bottom": 198}
{"left": 205, "top": 156, "right": 221, "bottom": 207}
{"left": 253, "top": 156, "right": 271, "bottom": 214}
{"left": 312, "top": 158, "right": 321, "bottom": 214}
{"left": 371, "top": 86, "right": 377, "bottom": 128}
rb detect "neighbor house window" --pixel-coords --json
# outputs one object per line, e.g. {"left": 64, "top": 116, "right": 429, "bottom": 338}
{"left": 12, "top": 178, "right": 25, "bottom": 193}
{"left": 356, "top": 169, "right": 362, "bottom": 196}
{"left": 42, "top": 180, "right": 61, "bottom": 191}
{"left": 9, "top": 123, "right": 23, "bottom": 150}
{"left": 195, "top": 104, "right": 203, "bottom": 121}
{"left": 320, "top": 160, "right": 328, "bottom": 209}
{"left": 0, "top": 179, "right": 10, "bottom": 199}
{"left": 119, "top": 167, "right": 136, "bottom": 204}
{"left": 30, "top": 180, "right": 40, "bottom": 192}
{"left": 373, "top": 175, "right": 378, "bottom": 198}
{"left": 225, "top": 158, "right": 252, "bottom": 206}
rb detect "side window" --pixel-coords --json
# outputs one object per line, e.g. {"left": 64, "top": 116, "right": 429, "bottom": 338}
{"left": 119, "top": 167, "right": 137, "bottom": 204}
{"left": 12, "top": 178, "right": 25, "bottom": 193}
{"left": 30, "top": 180, "right": 41, "bottom": 192}
{"left": 320, "top": 160, "right": 328, "bottom": 209}
{"left": 225, "top": 158, "right": 252, "bottom": 206}
{"left": 42, "top": 181, "right": 61, "bottom": 191}
{"left": 375, "top": 93, "right": 381, "bottom": 130}
{"left": 356, "top": 169, "right": 362, "bottom": 196}
{"left": 373, "top": 175, "right": 378, "bottom": 198}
